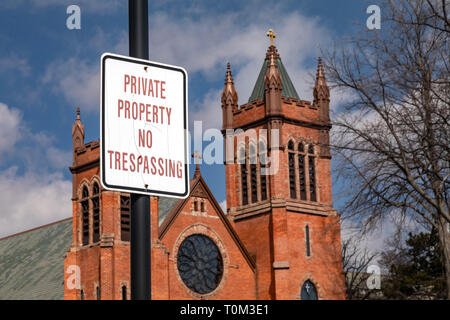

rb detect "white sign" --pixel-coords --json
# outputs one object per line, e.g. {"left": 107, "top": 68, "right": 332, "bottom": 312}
{"left": 100, "top": 53, "right": 189, "bottom": 198}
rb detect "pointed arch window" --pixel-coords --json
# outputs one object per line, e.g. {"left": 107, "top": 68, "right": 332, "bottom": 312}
{"left": 308, "top": 146, "right": 317, "bottom": 202}
{"left": 92, "top": 182, "right": 100, "bottom": 243}
{"left": 288, "top": 141, "right": 296, "bottom": 199}
{"left": 259, "top": 140, "right": 268, "bottom": 201}
{"left": 298, "top": 143, "right": 307, "bottom": 200}
{"left": 249, "top": 144, "right": 257, "bottom": 204}
{"left": 301, "top": 280, "right": 318, "bottom": 300}
{"left": 120, "top": 195, "right": 131, "bottom": 241}
{"left": 239, "top": 147, "right": 248, "bottom": 206}
{"left": 122, "top": 285, "right": 127, "bottom": 300}
{"left": 81, "top": 186, "right": 89, "bottom": 246}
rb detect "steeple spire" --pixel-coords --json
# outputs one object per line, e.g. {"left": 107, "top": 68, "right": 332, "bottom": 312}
{"left": 264, "top": 46, "right": 282, "bottom": 116}
{"left": 315, "top": 57, "right": 327, "bottom": 87}
{"left": 313, "top": 57, "right": 330, "bottom": 123}
{"left": 221, "top": 62, "right": 238, "bottom": 130}
{"left": 72, "top": 107, "right": 85, "bottom": 162}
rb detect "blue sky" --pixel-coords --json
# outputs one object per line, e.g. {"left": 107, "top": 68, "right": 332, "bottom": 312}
{"left": 0, "top": 0, "right": 386, "bottom": 240}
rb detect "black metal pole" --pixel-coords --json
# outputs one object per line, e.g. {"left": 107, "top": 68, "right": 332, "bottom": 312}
{"left": 129, "top": 0, "right": 150, "bottom": 300}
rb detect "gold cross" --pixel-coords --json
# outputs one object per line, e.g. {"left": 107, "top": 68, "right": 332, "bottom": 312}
{"left": 267, "top": 29, "right": 276, "bottom": 46}
{"left": 192, "top": 150, "right": 202, "bottom": 167}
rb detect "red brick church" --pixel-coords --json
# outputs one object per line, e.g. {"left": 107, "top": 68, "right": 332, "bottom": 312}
{"left": 63, "top": 36, "right": 346, "bottom": 300}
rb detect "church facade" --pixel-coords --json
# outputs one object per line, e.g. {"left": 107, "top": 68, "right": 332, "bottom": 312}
{"left": 63, "top": 38, "right": 346, "bottom": 300}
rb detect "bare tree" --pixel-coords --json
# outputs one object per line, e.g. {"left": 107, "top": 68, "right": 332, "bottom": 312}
{"left": 342, "top": 236, "right": 379, "bottom": 299}
{"left": 324, "top": 0, "right": 450, "bottom": 297}
{"left": 390, "top": 0, "right": 450, "bottom": 34}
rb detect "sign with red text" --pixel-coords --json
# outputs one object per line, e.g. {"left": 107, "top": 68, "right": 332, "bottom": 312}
{"left": 100, "top": 53, "right": 189, "bottom": 198}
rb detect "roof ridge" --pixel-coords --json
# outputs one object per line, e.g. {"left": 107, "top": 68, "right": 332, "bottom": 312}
{"left": 0, "top": 217, "right": 72, "bottom": 241}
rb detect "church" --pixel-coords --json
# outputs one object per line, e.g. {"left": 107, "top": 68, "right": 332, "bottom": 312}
{"left": 0, "top": 33, "right": 346, "bottom": 300}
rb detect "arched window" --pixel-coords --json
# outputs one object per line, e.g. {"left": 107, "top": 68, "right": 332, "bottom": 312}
{"left": 259, "top": 140, "right": 268, "bottom": 201}
{"left": 81, "top": 186, "right": 89, "bottom": 245}
{"left": 301, "top": 280, "right": 318, "bottom": 300}
{"left": 288, "top": 140, "right": 296, "bottom": 199}
{"left": 200, "top": 201, "right": 205, "bottom": 212}
{"left": 120, "top": 195, "right": 131, "bottom": 241}
{"left": 80, "top": 289, "right": 85, "bottom": 300}
{"left": 239, "top": 147, "right": 248, "bottom": 206}
{"left": 249, "top": 144, "right": 257, "bottom": 204}
{"left": 308, "top": 146, "right": 317, "bottom": 202}
{"left": 298, "top": 143, "right": 306, "bottom": 200}
{"left": 92, "top": 182, "right": 100, "bottom": 243}
{"left": 122, "top": 285, "right": 127, "bottom": 300}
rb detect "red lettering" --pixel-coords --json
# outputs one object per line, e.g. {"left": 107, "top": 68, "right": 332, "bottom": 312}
{"left": 124, "top": 100, "right": 130, "bottom": 118}
{"left": 108, "top": 150, "right": 114, "bottom": 169}
{"left": 161, "top": 81, "right": 166, "bottom": 99}
{"left": 137, "top": 156, "right": 143, "bottom": 172}
{"left": 137, "top": 129, "right": 152, "bottom": 148}
{"left": 124, "top": 75, "right": 130, "bottom": 92}
{"left": 158, "top": 158, "right": 164, "bottom": 176}
{"left": 159, "top": 106, "right": 165, "bottom": 124}
{"left": 153, "top": 105, "right": 158, "bottom": 123}
{"left": 129, "top": 153, "right": 135, "bottom": 172}
{"left": 166, "top": 107, "right": 172, "bottom": 125}
{"left": 139, "top": 103, "right": 145, "bottom": 121}
{"left": 132, "top": 102, "right": 138, "bottom": 120}
{"left": 168, "top": 159, "right": 175, "bottom": 177}
{"left": 143, "top": 156, "right": 149, "bottom": 174}
{"left": 151, "top": 157, "right": 157, "bottom": 174}
{"left": 146, "top": 104, "right": 152, "bottom": 122}
{"left": 147, "top": 79, "right": 154, "bottom": 96}
{"left": 177, "top": 161, "right": 182, "bottom": 178}
{"left": 115, "top": 151, "right": 121, "bottom": 170}
{"left": 122, "top": 152, "right": 128, "bottom": 171}
{"left": 118, "top": 99, "right": 123, "bottom": 117}
{"left": 131, "top": 76, "right": 136, "bottom": 94}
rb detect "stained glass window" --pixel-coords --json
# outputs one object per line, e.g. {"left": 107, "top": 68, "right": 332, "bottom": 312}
{"left": 301, "top": 280, "right": 318, "bottom": 300}
{"left": 177, "top": 234, "right": 223, "bottom": 294}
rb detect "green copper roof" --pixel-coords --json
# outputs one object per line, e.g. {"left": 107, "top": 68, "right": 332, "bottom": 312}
{"left": 0, "top": 219, "right": 72, "bottom": 300}
{"left": 248, "top": 58, "right": 300, "bottom": 103}
{"left": 158, "top": 196, "right": 179, "bottom": 226}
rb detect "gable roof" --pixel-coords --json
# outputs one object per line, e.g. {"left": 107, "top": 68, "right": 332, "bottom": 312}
{"left": 248, "top": 57, "right": 300, "bottom": 103}
{"left": 0, "top": 218, "right": 72, "bottom": 300}
{"left": 159, "top": 175, "right": 256, "bottom": 271}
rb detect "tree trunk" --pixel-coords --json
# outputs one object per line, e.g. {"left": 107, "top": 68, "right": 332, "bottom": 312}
{"left": 437, "top": 216, "right": 450, "bottom": 299}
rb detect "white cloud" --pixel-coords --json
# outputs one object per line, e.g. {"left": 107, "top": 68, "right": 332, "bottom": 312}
{"left": 0, "top": 103, "right": 72, "bottom": 238}
{"left": 341, "top": 210, "right": 423, "bottom": 258}
{"left": 190, "top": 89, "right": 223, "bottom": 129}
{"left": 0, "top": 55, "right": 30, "bottom": 76}
{"left": 131, "top": 7, "right": 333, "bottom": 128}
{"left": 0, "top": 167, "right": 71, "bottom": 238}
{"left": 42, "top": 58, "right": 99, "bottom": 112}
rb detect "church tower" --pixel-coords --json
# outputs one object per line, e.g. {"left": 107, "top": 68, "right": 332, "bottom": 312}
{"left": 222, "top": 30, "right": 346, "bottom": 300}
{"left": 64, "top": 109, "right": 132, "bottom": 300}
